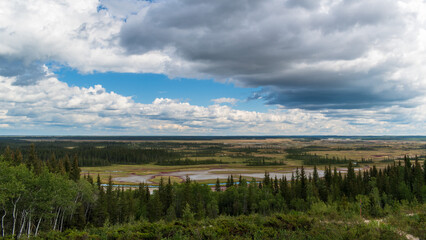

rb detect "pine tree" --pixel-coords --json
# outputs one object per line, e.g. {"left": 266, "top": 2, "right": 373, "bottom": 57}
{"left": 313, "top": 165, "right": 319, "bottom": 187}
{"left": 27, "top": 143, "right": 37, "bottom": 169}
{"left": 264, "top": 171, "right": 270, "bottom": 186}
{"left": 3, "top": 146, "right": 13, "bottom": 163}
{"left": 27, "top": 144, "right": 43, "bottom": 174}
{"left": 423, "top": 159, "right": 426, "bottom": 183}
{"left": 64, "top": 155, "right": 72, "bottom": 174}
{"left": 215, "top": 178, "right": 221, "bottom": 192}
{"left": 93, "top": 185, "right": 108, "bottom": 227}
{"left": 273, "top": 176, "right": 279, "bottom": 195}
{"left": 165, "top": 177, "right": 173, "bottom": 214}
{"left": 106, "top": 175, "right": 117, "bottom": 223}
{"left": 14, "top": 149, "right": 23, "bottom": 166}
{"left": 412, "top": 157, "right": 424, "bottom": 202}
{"left": 404, "top": 155, "right": 412, "bottom": 188}
{"left": 166, "top": 204, "right": 176, "bottom": 222}
{"left": 182, "top": 203, "right": 194, "bottom": 223}
{"left": 324, "top": 165, "right": 332, "bottom": 190}
{"left": 70, "top": 154, "right": 81, "bottom": 181}
{"left": 57, "top": 159, "right": 66, "bottom": 175}
{"left": 280, "top": 177, "right": 290, "bottom": 205}
{"left": 300, "top": 166, "right": 307, "bottom": 200}
{"left": 48, "top": 153, "right": 57, "bottom": 172}
{"left": 147, "top": 192, "right": 162, "bottom": 222}
{"left": 87, "top": 173, "right": 94, "bottom": 185}
{"left": 226, "top": 176, "right": 231, "bottom": 188}
{"left": 346, "top": 161, "right": 356, "bottom": 199}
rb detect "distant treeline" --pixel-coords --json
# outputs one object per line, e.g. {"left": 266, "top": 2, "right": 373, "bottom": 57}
{"left": 0, "top": 142, "right": 181, "bottom": 166}
{"left": 244, "top": 157, "right": 286, "bottom": 166}
{"left": 285, "top": 148, "right": 373, "bottom": 165}
{"left": 156, "top": 158, "right": 222, "bottom": 166}
{"left": 0, "top": 141, "right": 288, "bottom": 167}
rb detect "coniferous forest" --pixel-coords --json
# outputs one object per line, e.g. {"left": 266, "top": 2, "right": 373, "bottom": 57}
{"left": 0, "top": 144, "right": 425, "bottom": 239}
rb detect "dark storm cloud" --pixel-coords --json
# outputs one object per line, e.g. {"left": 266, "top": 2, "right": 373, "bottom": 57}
{"left": 0, "top": 56, "right": 46, "bottom": 85}
{"left": 119, "top": 0, "right": 413, "bottom": 110}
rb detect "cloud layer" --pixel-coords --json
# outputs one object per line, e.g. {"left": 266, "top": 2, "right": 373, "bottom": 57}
{"left": 0, "top": 0, "right": 426, "bottom": 134}
{"left": 120, "top": 0, "right": 426, "bottom": 110}
{"left": 0, "top": 75, "right": 424, "bottom": 135}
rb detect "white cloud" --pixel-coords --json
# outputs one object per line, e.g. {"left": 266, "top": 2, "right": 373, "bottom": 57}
{"left": 118, "top": 0, "right": 426, "bottom": 109}
{"left": 0, "top": 75, "right": 425, "bottom": 135}
{"left": 0, "top": 0, "right": 426, "bottom": 134}
{"left": 211, "top": 98, "right": 239, "bottom": 105}
{"left": 0, "top": 0, "right": 169, "bottom": 76}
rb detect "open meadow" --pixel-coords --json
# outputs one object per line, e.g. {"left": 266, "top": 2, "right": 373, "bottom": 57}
{"left": 71, "top": 137, "right": 426, "bottom": 186}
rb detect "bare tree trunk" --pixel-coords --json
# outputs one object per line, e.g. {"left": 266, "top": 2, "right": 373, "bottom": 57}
{"left": 69, "top": 194, "right": 80, "bottom": 222}
{"left": 1, "top": 208, "right": 6, "bottom": 237}
{"left": 18, "top": 211, "right": 27, "bottom": 239}
{"left": 60, "top": 209, "right": 65, "bottom": 232}
{"left": 12, "top": 195, "right": 21, "bottom": 236}
{"left": 85, "top": 203, "right": 90, "bottom": 220}
{"left": 53, "top": 207, "right": 60, "bottom": 231}
{"left": 27, "top": 213, "right": 31, "bottom": 237}
{"left": 35, "top": 217, "right": 42, "bottom": 236}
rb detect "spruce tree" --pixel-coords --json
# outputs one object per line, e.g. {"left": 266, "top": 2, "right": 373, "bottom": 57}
{"left": 273, "top": 176, "right": 279, "bottom": 195}
{"left": 300, "top": 166, "right": 307, "bottom": 200}
{"left": 64, "top": 155, "right": 72, "bottom": 173}
{"left": 97, "top": 174, "right": 102, "bottom": 190}
{"left": 27, "top": 143, "right": 37, "bottom": 169}
{"left": 3, "top": 146, "right": 13, "bottom": 163}
{"left": 264, "top": 171, "right": 270, "bottom": 186}
{"left": 14, "top": 149, "right": 23, "bottom": 166}
{"left": 313, "top": 165, "right": 319, "bottom": 187}
{"left": 182, "top": 203, "right": 194, "bottom": 223}
{"left": 215, "top": 178, "right": 221, "bottom": 192}
{"left": 71, "top": 154, "right": 81, "bottom": 181}
{"left": 48, "top": 153, "right": 57, "bottom": 172}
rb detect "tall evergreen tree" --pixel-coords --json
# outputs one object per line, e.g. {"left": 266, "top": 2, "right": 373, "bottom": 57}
{"left": 300, "top": 166, "right": 307, "bottom": 201}
{"left": 3, "top": 146, "right": 13, "bottom": 163}
{"left": 215, "top": 178, "right": 221, "bottom": 192}
{"left": 14, "top": 149, "right": 23, "bottom": 166}
{"left": 70, "top": 154, "right": 81, "bottom": 181}
{"left": 64, "top": 155, "right": 72, "bottom": 174}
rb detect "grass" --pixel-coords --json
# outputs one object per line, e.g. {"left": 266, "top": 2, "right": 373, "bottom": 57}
{"left": 150, "top": 175, "right": 183, "bottom": 184}
{"left": 81, "top": 138, "right": 425, "bottom": 186}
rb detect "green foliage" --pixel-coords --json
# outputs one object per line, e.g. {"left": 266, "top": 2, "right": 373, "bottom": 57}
{"left": 1, "top": 145, "right": 425, "bottom": 238}
{"left": 182, "top": 203, "right": 194, "bottom": 223}
{"left": 35, "top": 212, "right": 409, "bottom": 240}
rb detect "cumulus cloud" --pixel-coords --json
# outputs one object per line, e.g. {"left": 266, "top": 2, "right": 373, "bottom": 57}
{"left": 2, "top": 0, "right": 425, "bottom": 109}
{"left": 120, "top": 0, "right": 426, "bottom": 110}
{"left": 212, "top": 98, "right": 239, "bottom": 105}
{"left": 1, "top": 0, "right": 426, "bottom": 134}
{"left": 0, "top": 0, "right": 170, "bottom": 82}
{"left": 0, "top": 75, "right": 424, "bottom": 135}
{"left": 0, "top": 57, "right": 47, "bottom": 85}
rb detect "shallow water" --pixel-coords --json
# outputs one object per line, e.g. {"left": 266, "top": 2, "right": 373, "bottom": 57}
{"left": 113, "top": 168, "right": 328, "bottom": 184}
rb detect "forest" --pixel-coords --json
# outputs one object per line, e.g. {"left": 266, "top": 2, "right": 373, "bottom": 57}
{"left": 0, "top": 143, "right": 425, "bottom": 239}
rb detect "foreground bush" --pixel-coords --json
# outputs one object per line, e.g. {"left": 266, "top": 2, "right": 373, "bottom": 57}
{"left": 34, "top": 213, "right": 405, "bottom": 240}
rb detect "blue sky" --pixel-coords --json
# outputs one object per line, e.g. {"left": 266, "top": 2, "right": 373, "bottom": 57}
{"left": 0, "top": 0, "right": 425, "bottom": 135}
{"left": 54, "top": 68, "right": 268, "bottom": 112}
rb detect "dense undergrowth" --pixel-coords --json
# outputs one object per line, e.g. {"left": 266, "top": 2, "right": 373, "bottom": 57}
{"left": 33, "top": 204, "right": 425, "bottom": 240}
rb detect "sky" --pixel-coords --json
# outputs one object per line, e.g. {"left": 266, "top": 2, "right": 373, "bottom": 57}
{"left": 0, "top": 0, "right": 425, "bottom": 135}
